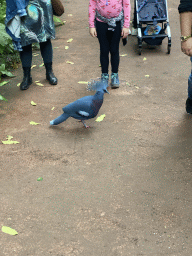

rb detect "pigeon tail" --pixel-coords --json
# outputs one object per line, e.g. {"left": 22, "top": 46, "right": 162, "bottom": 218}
{"left": 50, "top": 113, "right": 69, "bottom": 125}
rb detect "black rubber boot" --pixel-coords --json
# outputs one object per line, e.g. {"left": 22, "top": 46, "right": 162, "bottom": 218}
{"left": 20, "top": 67, "right": 32, "bottom": 90}
{"left": 44, "top": 62, "right": 57, "bottom": 85}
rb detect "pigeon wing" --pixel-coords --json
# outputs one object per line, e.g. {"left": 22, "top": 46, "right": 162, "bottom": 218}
{"left": 62, "top": 95, "right": 94, "bottom": 119}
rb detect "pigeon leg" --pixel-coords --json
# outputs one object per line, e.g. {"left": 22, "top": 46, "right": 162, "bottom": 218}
{"left": 81, "top": 120, "right": 90, "bottom": 128}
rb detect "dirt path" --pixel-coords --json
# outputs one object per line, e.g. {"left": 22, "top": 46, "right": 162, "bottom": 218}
{"left": 0, "top": 0, "right": 192, "bottom": 255}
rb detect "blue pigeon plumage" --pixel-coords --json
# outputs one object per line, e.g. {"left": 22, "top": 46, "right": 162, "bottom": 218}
{"left": 50, "top": 80, "right": 109, "bottom": 128}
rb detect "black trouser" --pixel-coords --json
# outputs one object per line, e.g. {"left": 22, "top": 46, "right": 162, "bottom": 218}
{"left": 96, "top": 20, "right": 121, "bottom": 74}
{"left": 19, "top": 39, "right": 53, "bottom": 68}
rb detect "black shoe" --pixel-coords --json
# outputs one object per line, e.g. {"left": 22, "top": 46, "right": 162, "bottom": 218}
{"left": 44, "top": 62, "right": 57, "bottom": 85}
{"left": 20, "top": 67, "right": 32, "bottom": 90}
{"left": 186, "top": 98, "right": 192, "bottom": 114}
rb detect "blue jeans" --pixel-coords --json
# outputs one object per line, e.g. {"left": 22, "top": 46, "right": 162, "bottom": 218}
{"left": 188, "top": 57, "right": 192, "bottom": 99}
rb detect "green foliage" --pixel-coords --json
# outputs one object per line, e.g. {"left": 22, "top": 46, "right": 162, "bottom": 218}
{"left": 0, "top": 0, "right": 6, "bottom": 24}
{"left": 53, "top": 16, "right": 65, "bottom": 26}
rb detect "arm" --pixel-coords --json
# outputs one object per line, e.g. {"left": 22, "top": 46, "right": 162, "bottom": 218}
{"left": 180, "top": 12, "right": 192, "bottom": 56}
{"left": 89, "top": 0, "right": 97, "bottom": 37}
{"left": 122, "top": 0, "right": 131, "bottom": 38}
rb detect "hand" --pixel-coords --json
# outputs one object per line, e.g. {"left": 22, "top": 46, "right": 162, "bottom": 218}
{"left": 121, "top": 27, "right": 129, "bottom": 39}
{"left": 89, "top": 27, "right": 97, "bottom": 37}
{"left": 181, "top": 38, "right": 192, "bottom": 56}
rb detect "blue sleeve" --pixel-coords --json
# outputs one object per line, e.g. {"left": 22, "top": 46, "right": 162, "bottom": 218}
{"left": 15, "top": 0, "right": 28, "bottom": 16}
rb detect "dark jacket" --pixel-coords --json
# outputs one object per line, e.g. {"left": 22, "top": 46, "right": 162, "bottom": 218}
{"left": 178, "top": 0, "right": 192, "bottom": 13}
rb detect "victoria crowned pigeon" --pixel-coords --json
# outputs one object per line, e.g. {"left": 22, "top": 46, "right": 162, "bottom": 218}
{"left": 50, "top": 80, "right": 109, "bottom": 128}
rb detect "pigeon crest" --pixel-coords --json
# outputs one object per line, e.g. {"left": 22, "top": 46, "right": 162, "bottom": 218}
{"left": 87, "top": 78, "right": 109, "bottom": 92}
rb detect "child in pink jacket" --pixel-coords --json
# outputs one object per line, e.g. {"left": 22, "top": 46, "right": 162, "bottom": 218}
{"left": 89, "top": 0, "right": 131, "bottom": 88}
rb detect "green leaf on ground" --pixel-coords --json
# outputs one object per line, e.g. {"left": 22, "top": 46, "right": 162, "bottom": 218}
{"left": 29, "top": 121, "right": 40, "bottom": 125}
{"left": 1, "top": 70, "right": 14, "bottom": 77}
{"left": 2, "top": 226, "right": 18, "bottom": 236}
{"left": 65, "top": 46, "right": 69, "bottom": 50}
{"left": 17, "top": 83, "right": 21, "bottom": 87}
{"left": 0, "top": 81, "right": 9, "bottom": 86}
{"left": 95, "top": 114, "right": 106, "bottom": 122}
{"left": 39, "top": 63, "right": 44, "bottom": 67}
{"left": 120, "top": 54, "right": 127, "bottom": 57}
{"left": 37, "top": 177, "right": 43, "bottom": 181}
{"left": 2, "top": 135, "right": 20, "bottom": 144}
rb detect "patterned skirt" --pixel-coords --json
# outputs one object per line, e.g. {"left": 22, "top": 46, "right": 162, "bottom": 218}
{"left": 20, "top": 0, "right": 55, "bottom": 47}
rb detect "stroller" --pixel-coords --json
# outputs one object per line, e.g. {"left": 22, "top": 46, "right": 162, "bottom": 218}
{"left": 133, "top": 0, "right": 171, "bottom": 55}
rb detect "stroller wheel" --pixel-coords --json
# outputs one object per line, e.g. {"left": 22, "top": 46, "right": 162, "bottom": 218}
{"left": 167, "top": 38, "right": 171, "bottom": 54}
{"left": 138, "top": 38, "right": 142, "bottom": 55}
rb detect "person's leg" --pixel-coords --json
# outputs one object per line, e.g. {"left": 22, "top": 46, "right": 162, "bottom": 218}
{"left": 109, "top": 21, "right": 121, "bottom": 88}
{"left": 96, "top": 20, "right": 110, "bottom": 81}
{"left": 19, "top": 44, "right": 33, "bottom": 90}
{"left": 109, "top": 21, "right": 121, "bottom": 73}
{"left": 186, "top": 57, "right": 192, "bottom": 113}
{"left": 40, "top": 39, "right": 57, "bottom": 85}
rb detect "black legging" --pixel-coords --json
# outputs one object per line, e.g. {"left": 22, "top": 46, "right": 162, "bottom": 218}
{"left": 19, "top": 39, "right": 53, "bottom": 68}
{"left": 96, "top": 20, "right": 121, "bottom": 74}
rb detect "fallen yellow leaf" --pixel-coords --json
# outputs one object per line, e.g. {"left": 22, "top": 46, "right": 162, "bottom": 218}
{"left": 31, "top": 101, "right": 36, "bottom": 106}
{"left": 33, "top": 53, "right": 39, "bottom": 57}
{"left": 68, "top": 14, "right": 73, "bottom": 16}
{"left": 66, "top": 61, "right": 74, "bottom": 65}
{"left": 54, "top": 47, "right": 59, "bottom": 49}
{"left": 95, "top": 114, "right": 106, "bottom": 122}
{"left": 36, "top": 82, "right": 44, "bottom": 86}
{"left": 65, "top": 46, "right": 69, "bottom": 50}
{"left": 143, "top": 57, "right": 147, "bottom": 61}
{"left": 39, "top": 63, "right": 44, "bottom": 67}
{"left": 78, "top": 81, "right": 88, "bottom": 84}
{"left": 29, "top": 121, "right": 40, "bottom": 125}
{"left": 145, "top": 75, "right": 150, "bottom": 77}
{"left": 17, "top": 83, "right": 21, "bottom": 87}
{"left": 67, "top": 38, "right": 73, "bottom": 43}
{"left": 51, "top": 107, "right": 55, "bottom": 110}
{"left": 31, "top": 65, "right": 37, "bottom": 69}
{"left": 35, "top": 80, "right": 40, "bottom": 83}
{"left": 2, "top": 226, "right": 18, "bottom": 236}
{"left": 2, "top": 135, "right": 19, "bottom": 145}
{"left": 120, "top": 54, "right": 127, "bottom": 57}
